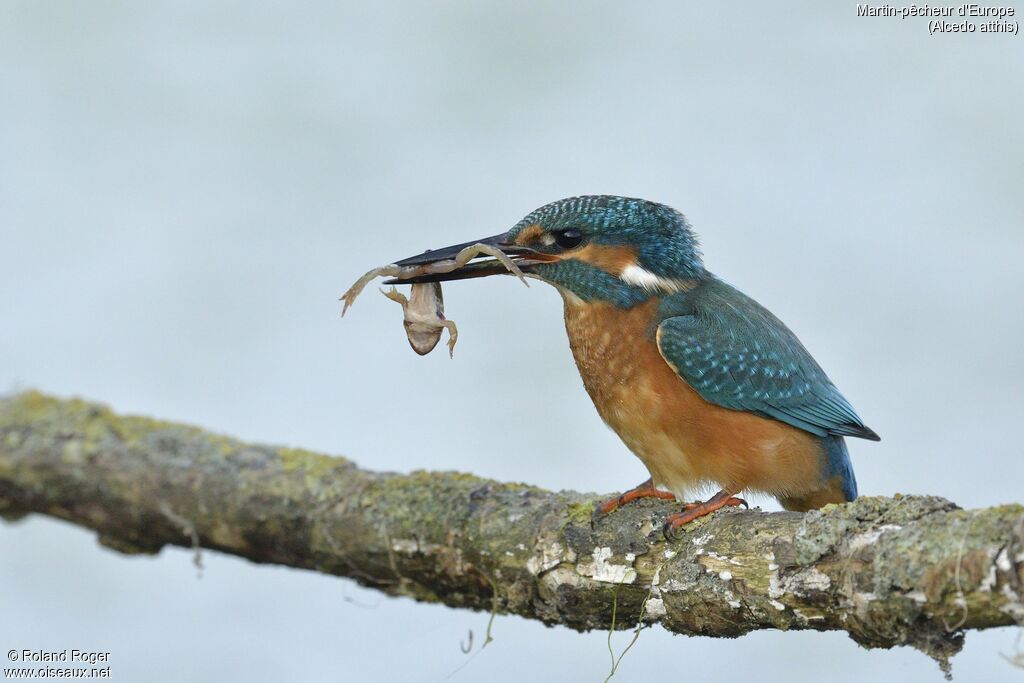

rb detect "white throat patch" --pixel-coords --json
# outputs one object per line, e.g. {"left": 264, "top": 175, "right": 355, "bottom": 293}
{"left": 619, "top": 263, "right": 690, "bottom": 293}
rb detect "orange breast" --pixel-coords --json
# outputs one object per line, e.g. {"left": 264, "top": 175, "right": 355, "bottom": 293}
{"left": 562, "top": 296, "right": 828, "bottom": 501}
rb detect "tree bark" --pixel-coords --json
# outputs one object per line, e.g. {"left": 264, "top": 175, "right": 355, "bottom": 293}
{"left": 2, "top": 391, "right": 1022, "bottom": 673}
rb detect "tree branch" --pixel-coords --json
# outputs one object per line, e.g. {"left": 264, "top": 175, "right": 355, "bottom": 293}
{"left": 2, "top": 391, "right": 1022, "bottom": 672}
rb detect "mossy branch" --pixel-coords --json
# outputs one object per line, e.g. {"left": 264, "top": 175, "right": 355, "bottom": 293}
{"left": 2, "top": 391, "right": 1022, "bottom": 672}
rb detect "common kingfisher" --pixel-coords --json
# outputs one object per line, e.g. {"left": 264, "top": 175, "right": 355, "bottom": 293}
{"left": 386, "top": 196, "right": 879, "bottom": 534}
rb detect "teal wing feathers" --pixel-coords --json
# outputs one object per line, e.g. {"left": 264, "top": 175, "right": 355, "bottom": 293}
{"left": 655, "top": 283, "right": 879, "bottom": 441}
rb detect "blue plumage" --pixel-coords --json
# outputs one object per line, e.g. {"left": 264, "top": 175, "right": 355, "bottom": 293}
{"left": 655, "top": 278, "right": 879, "bottom": 442}
{"left": 511, "top": 195, "right": 705, "bottom": 279}
{"left": 387, "top": 194, "right": 878, "bottom": 526}
{"left": 822, "top": 436, "right": 859, "bottom": 502}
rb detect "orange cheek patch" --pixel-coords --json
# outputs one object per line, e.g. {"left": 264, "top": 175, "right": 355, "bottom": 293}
{"left": 571, "top": 244, "right": 637, "bottom": 276}
{"left": 513, "top": 224, "right": 545, "bottom": 246}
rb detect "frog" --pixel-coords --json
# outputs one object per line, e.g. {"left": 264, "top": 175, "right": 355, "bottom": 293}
{"left": 339, "top": 242, "right": 527, "bottom": 356}
{"left": 380, "top": 284, "right": 457, "bottom": 357}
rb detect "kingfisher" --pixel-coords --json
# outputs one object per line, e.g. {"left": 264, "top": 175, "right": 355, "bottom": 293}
{"left": 386, "top": 196, "right": 879, "bottom": 534}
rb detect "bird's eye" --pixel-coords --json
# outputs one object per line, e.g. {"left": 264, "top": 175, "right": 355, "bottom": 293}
{"left": 553, "top": 229, "right": 584, "bottom": 249}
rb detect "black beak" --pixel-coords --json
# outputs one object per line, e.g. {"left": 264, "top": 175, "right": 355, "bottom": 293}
{"left": 384, "top": 233, "right": 540, "bottom": 285}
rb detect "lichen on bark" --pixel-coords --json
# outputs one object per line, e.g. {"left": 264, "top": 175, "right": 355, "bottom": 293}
{"left": 2, "top": 391, "right": 1022, "bottom": 674}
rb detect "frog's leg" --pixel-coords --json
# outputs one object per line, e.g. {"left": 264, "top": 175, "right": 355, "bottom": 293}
{"left": 380, "top": 286, "right": 409, "bottom": 307}
{"left": 417, "top": 243, "right": 529, "bottom": 287}
{"left": 440, "top": 319, "right": 458, "bottom": 358}
{"left": 341, "top": 265, "right": 402, "bottom": 315}
{"left": 451, "top": 243, "right": 528, "bottom": 286}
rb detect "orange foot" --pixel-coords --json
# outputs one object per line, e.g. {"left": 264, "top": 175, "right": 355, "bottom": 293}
{"left": 594, "top": 478, "right": 676, "bottom": 519}
{"left": 663, "top": 490, "right": 748, "bottom": 539}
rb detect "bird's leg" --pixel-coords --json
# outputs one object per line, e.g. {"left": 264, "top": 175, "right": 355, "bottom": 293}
{"left": 594, "top": 478, "right": 677, "bottom": 518}
{"left": 663, "top": 490, "right": 747, "bottom": 537}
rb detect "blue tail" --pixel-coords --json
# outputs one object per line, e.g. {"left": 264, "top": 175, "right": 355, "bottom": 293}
{"left": 778, "top": 436, "right": 857, "bottom": 511}
{"left": 823, "top": 435, "right": 858, "bottom": 502}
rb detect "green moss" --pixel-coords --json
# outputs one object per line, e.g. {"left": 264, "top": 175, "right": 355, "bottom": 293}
{"left": 566, "top": 501, "right": 596, "bottom": 527}
{"left": 378, "top": 470, "right": 488, "bottom": 501}
{"left": 275, "top": 447, "right": 353, "bottom": 495}
{"left": 3, "top": 390, "right": 59, "bottom": 422}
{"left": 278, "top": 447, "right": 328, "bottom": 474}
{"left": 5, "top": 390, "right": 1021, "bottom": 660}
{"left": 981, "top": 503, "right": 1024, "bottom": 516}
{"left": 107, "top": 414, "right": 195, "bottom": 445}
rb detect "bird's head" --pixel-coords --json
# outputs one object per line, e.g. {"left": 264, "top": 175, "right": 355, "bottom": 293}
{"left": 387, "top": 196, "right": 706, "bottom": 307}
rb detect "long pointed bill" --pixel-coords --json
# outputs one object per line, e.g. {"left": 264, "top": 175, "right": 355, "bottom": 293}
{"left": 383, "top": 233, "right": 547, "bottom": 285}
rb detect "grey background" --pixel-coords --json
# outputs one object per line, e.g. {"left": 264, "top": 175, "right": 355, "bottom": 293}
{"left": 2, "top": 1, "right": 1022, "bottom": 681}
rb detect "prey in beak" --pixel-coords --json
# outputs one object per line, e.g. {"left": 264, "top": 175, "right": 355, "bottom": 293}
{"left": 340, "top": 233, "right": 534, "bottom": 315}
{"left": 339, "top": 233, "right": 549, "bottom": 357}
{"left": 383, "top": 233, "right": 543, "bottom": 285}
